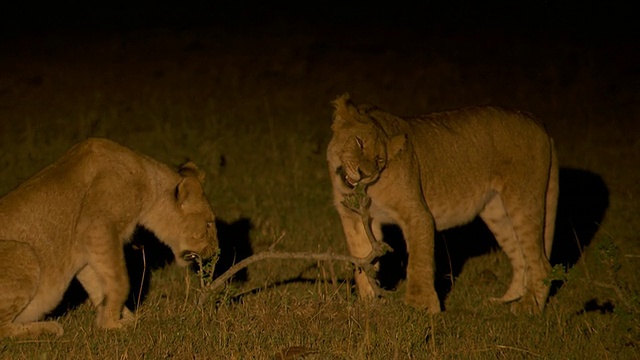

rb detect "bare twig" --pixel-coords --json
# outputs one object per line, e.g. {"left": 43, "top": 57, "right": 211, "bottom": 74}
{"left": 195, "top": 181, "right": 393, "bottom": 302}
{"left": 134, "top": 245, "right": 146, "bottom": 330}
{"left": 341, "top": 182, "right": 393, "bottom": 262}
{"left": 203, "top": 250, "right": 375, "bottom": 293}
{"left": 268, "top": 231, "right": 286, "bottom": 251}
{"left": 340, "top": 182, "right": 393, "bottom": 296}
{"left": 182, "top": 264, "right": 192, "bottom": 312}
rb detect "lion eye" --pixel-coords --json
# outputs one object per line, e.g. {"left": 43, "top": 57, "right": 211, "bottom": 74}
{"left": 355, "top": 137, "right": 364, "bottom": 149}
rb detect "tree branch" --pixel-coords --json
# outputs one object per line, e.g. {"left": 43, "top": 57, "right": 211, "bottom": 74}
{"left": 204, "top": 249, "right": 376, "bottom": 293}
{"left": 197, "top": 182, "right": 393, "bottom": 301}
{"left": 340, "top": 182, "right": 393, "bottom": 297}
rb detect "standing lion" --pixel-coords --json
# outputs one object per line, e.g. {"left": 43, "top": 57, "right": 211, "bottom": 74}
{"left": 0, "top": 138, "right": 218, "bottom": 338}
{"left": 327, "top": 94, "right": 558, "bottom": 314}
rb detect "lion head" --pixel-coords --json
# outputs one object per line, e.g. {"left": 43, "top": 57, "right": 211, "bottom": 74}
{"left": 330, "top": 94, "right": 407, "bottom": 188}
{"left": 174, "top": 161, "right": 218, "bottom": 266}
{"left": 146, "top": 161, "right": 219, "bottom": 267}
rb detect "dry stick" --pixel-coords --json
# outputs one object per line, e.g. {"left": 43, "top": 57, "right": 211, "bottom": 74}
{"left": 197, "top": 250, "right": 381, "bottom": 305}
{"left": 133, "top": 245, "right": 147, "bottom": 330}
{"left": 347, "top": 185, "right": 394, "bottom": 297}
{"left": 204, "top": 250, "right": 374, "bottom": 292}
{"left": 198, "top": 183, "right": 393, "bottom": 300}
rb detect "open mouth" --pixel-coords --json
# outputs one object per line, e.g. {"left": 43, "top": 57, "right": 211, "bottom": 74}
{"left": 345, "top": 175, "right": 359, "bottom": 187}
{"left": 181, "top": 245, "right": 216, "bottom": 263}
{"left": 337, "top": 166, "right": 358, "bottom": 188}
{"left": 343, "top": 171, "right": 379, "bottom": 189}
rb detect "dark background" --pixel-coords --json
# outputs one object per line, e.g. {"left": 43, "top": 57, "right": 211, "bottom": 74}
{"left": 2, "top": 1, "right": 637, "bottom": 38}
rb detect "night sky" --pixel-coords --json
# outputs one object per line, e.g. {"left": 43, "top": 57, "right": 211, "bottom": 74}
{"left": 1, "top": 2, "right": 637, "bottom": 39}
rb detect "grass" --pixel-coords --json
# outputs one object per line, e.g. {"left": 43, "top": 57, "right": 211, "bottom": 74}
{"left": 1, "top": 20, "right": 639, "bottom": 359}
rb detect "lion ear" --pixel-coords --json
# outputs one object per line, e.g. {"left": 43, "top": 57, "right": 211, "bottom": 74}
{"left": 175, "top": 176, "right": 202, "bottom": 207}
{"left": 388, "top": 134, "right": 407, "bottom": 160}
{"left": 332, "top": 93, "right": 369, "bottom": 130}
{"left": 178, "top": 161, "right": 205, "bottom": 183}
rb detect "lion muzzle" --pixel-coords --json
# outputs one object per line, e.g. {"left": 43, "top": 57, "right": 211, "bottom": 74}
{"left": 180, "top": 245, "right": 216, "bottom": 263}
{"left": 181, "top": 251, "right": 199, "bottom": 262}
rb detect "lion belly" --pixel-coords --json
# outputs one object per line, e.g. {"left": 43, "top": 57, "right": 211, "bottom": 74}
{"left": 427, "top": 188, "right": 495, "bottom": 231}
{"left": 368, "top": 163, "right": 495, "bottom": 232}
{"left": 370, "top": 189, "right": 491, "bottom": 231}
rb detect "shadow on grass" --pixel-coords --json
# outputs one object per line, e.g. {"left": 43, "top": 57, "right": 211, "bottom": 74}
{"left": 376, "top": 167, "right": 609, "bottom": 309}
{"left": 49, "top": 218, "right": 253, "bottom": 318}
{"left": 211, "top": 217, "right": 254, "bottom": 282}
{"left": 549, "top": 168, "right": 609, "bottom": 298}
{"left": 551, "top": 168, "right": 609, "bottom": 267}
{"left": 223, "top": 267, "right": 353, "bottom": 304}
{"left": 376, "top": 219, "right": 500, "bottom": 308}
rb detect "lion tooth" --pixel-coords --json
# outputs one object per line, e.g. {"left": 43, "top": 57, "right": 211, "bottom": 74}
{"left": 182, "top": 252, "right": 199, "bottom": 261}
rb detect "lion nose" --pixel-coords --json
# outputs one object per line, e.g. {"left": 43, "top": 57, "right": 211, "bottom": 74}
{"left": 199, "top": 244, "right": 216, "bottom": 259}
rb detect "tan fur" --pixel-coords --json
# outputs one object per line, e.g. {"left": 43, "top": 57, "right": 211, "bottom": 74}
{"left": 327, "top": 94, "right": 558, "bottom": 314}
{"left": 0, "top": 138, "right": 218, "bottom": 338}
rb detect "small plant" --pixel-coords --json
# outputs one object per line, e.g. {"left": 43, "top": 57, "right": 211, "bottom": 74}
{"left": 340, "top": 181, "right": 392, "bottom": 260}
{"left": 196, "top": 248, "right": 221, "bottom": 288}
{"left": 592, "top": 237, "right": 639, "bottom": 313}
{"left": 340, "top": 181, "right": 393, "bottom": 297}
{"left": 340, "top": 182, "right": 371, "bottom": 213}
{"left": 553, "top": 235, "right": 639, "bottom": 315}
{"left": 595, "top": 236, "right": 621, "bottom": 272}
{"left": 544, "top": 263, "right": 569, "bottom": 286}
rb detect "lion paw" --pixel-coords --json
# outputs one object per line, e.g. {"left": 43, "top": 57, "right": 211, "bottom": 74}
{"left": 40, "top": 321, "right": 64, "bottom": 337}
{"left": 121, "top": 307, "right": 135, "bottom": 324}
{"left": 96, "top": 307, "right": 134, "bottom": 329}
{"left": 488, "top": 294, "right": 522, "bottom": 304}
{"left": 0, "top": 321, "right": 64, "bottom": 338}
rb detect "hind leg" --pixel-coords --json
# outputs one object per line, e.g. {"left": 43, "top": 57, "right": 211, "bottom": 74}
{"left": 0, "top": 240, "right": 64, "bottom": 338}
{"left": 479, "top": 194, "right": 525, "bottom": 303}
{"left": 544, "top": 145, "right": 559, "bottom": 260}
{"left": 500, "top": 191, "right": 552, "bottom": 314}
{"left": 0, "top": 321, "right": 64, "bottom": 338}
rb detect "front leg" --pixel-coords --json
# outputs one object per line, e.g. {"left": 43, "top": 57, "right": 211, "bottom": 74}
{"left": 81, "top": 224, "right": 131, "bottom": 329}
{"left": 76, "top": 266, "right": 134, "bottom": 325}
{"left": 335, "top": 204, "right": 377, "bottom": 300}
{"left": 76, "top": 265, "right": 104, "bottom": 307}
{"left": 400, "top": 207, "right": 441, "bottom": 313}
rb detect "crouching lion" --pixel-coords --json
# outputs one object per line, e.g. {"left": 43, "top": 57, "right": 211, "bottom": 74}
{"left": 327, "top": 94, "right": 558, "bottom": 314}
{"left": 0, "top": 138, "right": 218, "bottom": 338}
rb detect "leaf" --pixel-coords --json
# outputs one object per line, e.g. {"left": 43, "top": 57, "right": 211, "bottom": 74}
{"left": 340, "top": 182, "right": 370, "bottom": 214}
